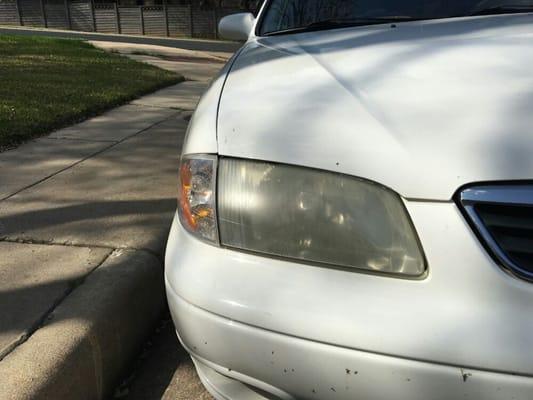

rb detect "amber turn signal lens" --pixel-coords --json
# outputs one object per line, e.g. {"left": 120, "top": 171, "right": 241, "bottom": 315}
{"left": 177, "top": 155, "right": 218, "bottom": 244}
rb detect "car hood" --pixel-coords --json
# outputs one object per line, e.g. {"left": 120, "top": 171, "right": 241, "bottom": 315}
{"left": 217, "top": 14, "right": 533, "bottom": 200}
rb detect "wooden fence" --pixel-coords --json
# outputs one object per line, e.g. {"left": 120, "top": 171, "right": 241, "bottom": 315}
{"left": 0, "top": 0, "right": 249, "bottom": 39}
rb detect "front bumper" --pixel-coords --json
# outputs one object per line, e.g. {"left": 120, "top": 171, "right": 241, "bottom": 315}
{"left": 167, "top": 284, "right": 533, "bottom": 400}
{"left": 165, "top": 199, "right": 533, "bottom": 400}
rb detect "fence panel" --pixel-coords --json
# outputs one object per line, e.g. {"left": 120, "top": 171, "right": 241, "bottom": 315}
{"left": 142, "top": 6, "right": 165, "bottom": 37}
{"left": 1, "top": 0, "right": 250, "bottom": 40}
{"left": 94, "top": 3, "right": 116, "bottom": 33}
{"left": 217, "top": 7, "right": 242, "bottom": 20}
{"left": 167, "top": 4, "right": 191, "bottom": 38}
{"left": 191, "top": 6, "right": 216, "bottom": 39}
{"left": 69, "top": 0, "right": 93, "bottom": 31}
{"left": 19, "top": 0, "right": 44, "bottom": 26}
{"left": 44, "top": 0, "right": 68, "bottom": 29}
{"left": 118, "top": 6, "right": 141, "bottom": 35}
{"left": 0, "top": 0, "right": 19, "bottom": 25}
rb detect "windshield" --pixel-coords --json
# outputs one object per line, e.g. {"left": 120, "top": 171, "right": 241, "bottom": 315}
{"left": 259, "top": 0, "right": 533, "bottom": 35}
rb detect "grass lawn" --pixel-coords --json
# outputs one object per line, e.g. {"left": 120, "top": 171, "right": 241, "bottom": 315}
{"left": 0, "top": 35, "right": 183, "bottom": 151}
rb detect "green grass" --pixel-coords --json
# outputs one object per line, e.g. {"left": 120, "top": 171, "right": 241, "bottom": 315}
{"left": 0, "top": 35, "right": 183, "bottom": 150}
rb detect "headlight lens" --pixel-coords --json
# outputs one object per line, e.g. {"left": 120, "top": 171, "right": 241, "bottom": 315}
{"left": 218, "top": 158, "right": 425, "bottom": 277}
{"left": 178, "top": 155, "right": 218, "bottom": 244}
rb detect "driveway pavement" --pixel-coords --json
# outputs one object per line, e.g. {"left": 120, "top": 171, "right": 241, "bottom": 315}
{"left": 89, "top": 41, "right": 233, "bottom": 82}
{"left": 0, "top": 41, "right": 225, "bottom": 400}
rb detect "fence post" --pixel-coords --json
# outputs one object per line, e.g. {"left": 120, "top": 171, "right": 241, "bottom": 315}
{"left": 39, "top": 0, "right": 47, "bottom": 27}
{"left": 114, "top": 2, "right": 120, "bottom": 34}
{"left": 213, "top": 7, "right": 218, "bottom": 39}
{"left": 15, "top": 0, "right": 23, "bottom": 26}
{"left": 163, "top": 0, "right": 169, "bottom": 37}
{"left": 90, "top": 0, "right": 96, "bottom": 32}
{"left": 64, "top": 0, "right": 71, "bottom": 29}
{"left": 188, "top": 3, "right": 193, "bottom": 37}
{"left": 140, "top": 6, "right": 145, "bottom": 35}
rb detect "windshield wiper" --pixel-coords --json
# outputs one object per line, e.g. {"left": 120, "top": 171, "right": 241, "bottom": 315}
{"left": 265, "top": 16, "right": 420, "bottom": 36}
{"left": 469, "top": 5, "right": 533, "bottom": 16}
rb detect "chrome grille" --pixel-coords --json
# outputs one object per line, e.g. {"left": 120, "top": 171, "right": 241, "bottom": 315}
{"left": 459, "top": 185, "right": 533, "bottom": 281}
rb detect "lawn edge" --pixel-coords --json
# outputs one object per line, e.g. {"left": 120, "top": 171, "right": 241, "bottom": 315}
{"left": 0, "top": 74, "right": 185, "bottom": 153}
{"left": 0, "top": 35, "right": 185, "bottom": 153}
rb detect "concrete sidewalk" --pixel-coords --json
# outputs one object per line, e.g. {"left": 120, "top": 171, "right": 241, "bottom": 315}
{"left": 0, "top": 45, "right": 223, "bottom": 400}
{"left": 90, "top": 41, "right": 232, "bottom": 82}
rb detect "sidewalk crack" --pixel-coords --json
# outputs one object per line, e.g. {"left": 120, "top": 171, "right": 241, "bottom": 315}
{"left": 42, "top": 137, "right": 118, "bottom": 143}
{"left": 0, "top": 112, "right": 179, "bottom": 203}
{"left": 0, "top": 236, "right": 163, "bottom": 264}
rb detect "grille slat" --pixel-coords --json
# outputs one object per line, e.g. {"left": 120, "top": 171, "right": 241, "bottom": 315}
{"left": 494, "top": 235, "right": 533, "bottom": 256}
{"left": 460, "top": 185, "right": 533, "bottom": 281}
{"left": 478, "top": 207, "right": 533, "bottom": 232}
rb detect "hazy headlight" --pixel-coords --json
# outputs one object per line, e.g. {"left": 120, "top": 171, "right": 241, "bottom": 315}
{"left": 218, "top": 158, "right": 425, "bottom": 277}
{"left": 178, "top": 155, "right": 218, "bottom": 244}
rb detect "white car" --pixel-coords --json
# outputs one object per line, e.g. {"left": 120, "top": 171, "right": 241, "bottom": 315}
{"left": 165, "top": 1, "right": 533, "bottom": 399}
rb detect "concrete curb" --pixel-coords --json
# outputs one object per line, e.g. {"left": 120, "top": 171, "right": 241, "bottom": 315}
{"left": 0, "top": 249, "right": 165, "bottom": 400}
{"left": 0, "top": 26, "right": 242, "bottom": 53}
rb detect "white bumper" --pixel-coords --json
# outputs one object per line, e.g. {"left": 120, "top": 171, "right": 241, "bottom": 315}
{"left": 165, "top": 199, "right": 533, "bottom": 399}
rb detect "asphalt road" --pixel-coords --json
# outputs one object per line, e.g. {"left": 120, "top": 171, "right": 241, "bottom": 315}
{"left": 114, "top": 315, "right": 213, "bottom": 400}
